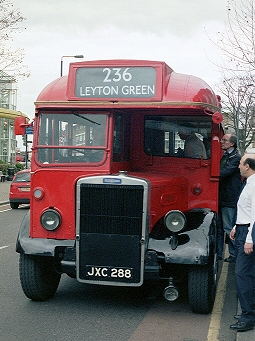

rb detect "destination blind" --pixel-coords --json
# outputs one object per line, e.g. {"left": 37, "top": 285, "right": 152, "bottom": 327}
{"left": 75, "top": 66, "right": 157, "bottom": 99}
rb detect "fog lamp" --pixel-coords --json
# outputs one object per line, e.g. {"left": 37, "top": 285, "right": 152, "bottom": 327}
{"left": 163, "top": 286, "right": 179, "bottom": 302}
{"left": 163, "top": 278, "right": 179, "bottom": 302}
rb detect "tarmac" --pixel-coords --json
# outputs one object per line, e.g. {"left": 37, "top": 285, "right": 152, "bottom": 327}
{"left": 0, "top": 180, "right": 254, "bottom": 340}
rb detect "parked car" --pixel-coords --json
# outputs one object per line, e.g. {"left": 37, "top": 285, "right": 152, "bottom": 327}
{"left": 9, "top": 169, "right": 31, "bottom": 209}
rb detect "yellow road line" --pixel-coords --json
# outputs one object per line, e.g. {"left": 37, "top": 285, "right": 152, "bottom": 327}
{"left": 206, "top": 249, "right": 229, "bottom": 341}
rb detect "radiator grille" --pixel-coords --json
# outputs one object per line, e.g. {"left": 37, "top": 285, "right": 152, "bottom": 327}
{"left": 79, "top": 184, "right": 144, "bottom": 236}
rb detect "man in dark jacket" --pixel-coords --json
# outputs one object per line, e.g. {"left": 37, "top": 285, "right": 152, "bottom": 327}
{"left": 218, "top": 134, "right": 242, "bottom": 262}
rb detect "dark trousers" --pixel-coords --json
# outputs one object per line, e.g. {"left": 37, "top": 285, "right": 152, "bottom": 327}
{"left": 235, "top": 225, "right": 255, "bottom": 325}
{"left": 217, "top": 206, "right": 236, "bottom": 257}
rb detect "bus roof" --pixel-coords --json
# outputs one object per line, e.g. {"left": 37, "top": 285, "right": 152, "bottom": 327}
{"left": 35, "top": 60, "right": 220, "bottom": 112}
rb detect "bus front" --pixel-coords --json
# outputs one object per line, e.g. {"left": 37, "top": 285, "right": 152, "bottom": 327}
{"left": 16, "top": 60, "right": 222, "bottom": 314}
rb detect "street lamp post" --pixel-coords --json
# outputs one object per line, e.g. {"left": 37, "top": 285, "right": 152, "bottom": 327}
{"left": 60, "top": 55, "right": 84, "bottom": 77}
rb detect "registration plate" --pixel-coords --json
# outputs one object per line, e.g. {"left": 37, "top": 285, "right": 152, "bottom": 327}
{"left": 85, "top": 265, "right": 133, "bottom": 280}
{"left": 19, "top": 187, "right": 30, "bottom": 192}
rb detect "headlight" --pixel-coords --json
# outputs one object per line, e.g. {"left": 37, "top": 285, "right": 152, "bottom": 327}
{"left": 40, "top": 209, "right": 61, "bottom": 231}
{"left": 164, "top": 210, "right": 186, "bottom": 233}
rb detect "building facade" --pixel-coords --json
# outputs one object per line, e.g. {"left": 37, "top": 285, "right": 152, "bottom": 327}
{"left": 0, "top": 71, "right": 28, "bottom": 164}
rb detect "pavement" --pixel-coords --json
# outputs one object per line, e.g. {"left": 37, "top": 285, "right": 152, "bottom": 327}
{"left": 0, "top": 180, "right": 254, "bottom": 340}
{"left": 0, "top": 179, "right": 11, "bottom": 205}
{"left": 236, "top": 303, "right": 255, "bottom": 341}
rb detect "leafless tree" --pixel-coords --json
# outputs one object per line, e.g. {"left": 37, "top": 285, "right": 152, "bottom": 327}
{"left": 0, "top": 0, "right": 29, "bottom": 79}
{"left": 214, "top": 0, "right": 255, "bottom": 73}
{"left": 217, "top": 75, "right": 255, "bottom": 154}
{"left": 209, "top": 0, "right": 255, "bottom": 153}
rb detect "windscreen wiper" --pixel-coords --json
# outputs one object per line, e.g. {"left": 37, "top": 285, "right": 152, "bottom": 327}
{"left": 72, "top": 111, "right": 101, "bottom": 125}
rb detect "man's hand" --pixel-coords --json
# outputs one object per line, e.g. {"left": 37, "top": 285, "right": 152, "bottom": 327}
{"left": 230, "top": 228, "right": 236, "bottom": 240}
{"left": 244, "top": 242, "right": 253, "bottom": 255}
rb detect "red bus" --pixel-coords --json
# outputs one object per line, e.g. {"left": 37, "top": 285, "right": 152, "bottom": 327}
{"left": 15, "top": 60, "right": 223, "bottom": 313}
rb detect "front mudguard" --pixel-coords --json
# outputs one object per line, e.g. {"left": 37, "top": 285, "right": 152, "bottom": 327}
{"left": 16, "top": 210, "right": 74, "bottom": 256}
{"left": 148, "top": 210, "right": 217, "bottom": 265}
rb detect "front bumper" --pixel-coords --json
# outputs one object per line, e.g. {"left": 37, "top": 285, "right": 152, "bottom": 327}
{"left": 16, "top": 210, "right": 216, "bottom": 282}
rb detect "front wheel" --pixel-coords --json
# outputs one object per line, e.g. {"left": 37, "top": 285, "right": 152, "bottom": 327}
{"left": 188, "top": 259, "right": 217, "bottom": 314}
{"left": 19, "top": 254, "right": 61, "bottom": 301}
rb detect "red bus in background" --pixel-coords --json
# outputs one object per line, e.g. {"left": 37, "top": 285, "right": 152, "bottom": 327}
{"left": 15, "top": 60, "right": 223, "bottom": 313}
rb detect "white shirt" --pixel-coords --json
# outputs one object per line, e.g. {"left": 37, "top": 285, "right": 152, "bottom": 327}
{"left": 236, "top": 173, "right": 255, "bottom": 243}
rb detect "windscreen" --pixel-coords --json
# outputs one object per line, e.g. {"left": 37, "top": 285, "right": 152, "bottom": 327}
{"left": 37, "top": 112, "right": 107, "bottom": 164}
{"left": 144, "top": 116, "right": 211, "bottom": 159}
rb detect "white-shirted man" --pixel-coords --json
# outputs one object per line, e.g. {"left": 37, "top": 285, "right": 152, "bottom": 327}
{"left": 230, "top": 153, "right": 255, "bottom": 332}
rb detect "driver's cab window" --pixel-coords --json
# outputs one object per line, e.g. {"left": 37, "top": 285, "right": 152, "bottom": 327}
{"left": 144, "top": 116, "right": 211, "bottom": 159}
{"left": 37, "top": 112, "right": 107, "bottom": 164}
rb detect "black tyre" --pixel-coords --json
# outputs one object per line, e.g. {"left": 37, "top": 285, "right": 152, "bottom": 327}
{"left": 188, "top": 258, "right": 217, "bottom": 314}
{"left": 19, "top": 254, "right": 61, "bottom": 301}
{"left": 10, "top": 202, "right": 19, "bottom": 209}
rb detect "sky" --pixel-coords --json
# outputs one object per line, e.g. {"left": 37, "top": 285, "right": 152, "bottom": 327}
{"left": 9, "top": 0, "right": 228, "bottom": 124}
